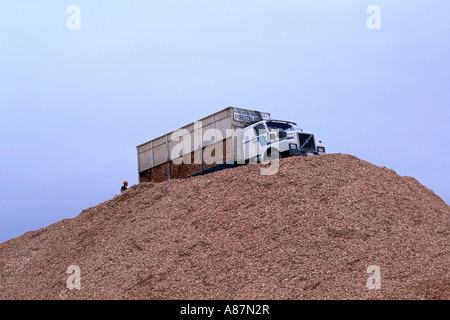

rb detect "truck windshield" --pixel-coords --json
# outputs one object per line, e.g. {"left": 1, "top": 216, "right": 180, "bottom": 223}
{"left": 267, "top": 122, "right": 295, "bottom": 132}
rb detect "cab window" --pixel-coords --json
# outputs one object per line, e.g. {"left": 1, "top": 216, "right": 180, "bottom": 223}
{"left": 254, "top": 124, "right": 267, "bottom": 136}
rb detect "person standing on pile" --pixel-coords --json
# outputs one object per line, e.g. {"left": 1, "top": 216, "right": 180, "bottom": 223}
{"left": 121, "top": 180, "right": 128, "bottom": 193}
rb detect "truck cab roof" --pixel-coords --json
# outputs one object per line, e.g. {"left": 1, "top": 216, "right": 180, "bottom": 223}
{"left": 265, "top": 119, "right": 297, "bottom": 126}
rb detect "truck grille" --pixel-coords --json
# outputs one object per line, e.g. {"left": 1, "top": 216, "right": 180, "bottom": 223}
{"left": 298, "top": 133, "right": 316, "bottom": 151}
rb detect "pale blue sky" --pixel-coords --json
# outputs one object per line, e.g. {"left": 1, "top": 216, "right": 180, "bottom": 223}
{"left": 1, "top": 1, "right": 449, "bottom": 242}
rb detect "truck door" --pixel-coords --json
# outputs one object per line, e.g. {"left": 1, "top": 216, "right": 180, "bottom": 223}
{"left": 242, "top": 123, "right": 269, "bottom": 161}
{"left": 252, "top": 123, "right": 268, "bottom": 159}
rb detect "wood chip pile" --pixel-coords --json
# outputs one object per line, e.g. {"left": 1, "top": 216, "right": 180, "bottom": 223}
{"left": 0, "top": 153, "right": 448, "bottom": 299}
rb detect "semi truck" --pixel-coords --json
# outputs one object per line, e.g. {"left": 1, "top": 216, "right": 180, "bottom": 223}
{"left": 136, "top": 106, "right": 325, "bottom": 182}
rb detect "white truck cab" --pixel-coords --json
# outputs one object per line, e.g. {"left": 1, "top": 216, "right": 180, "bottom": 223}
{"left": 241, "top": 119, "right": 325, "bottom": 162}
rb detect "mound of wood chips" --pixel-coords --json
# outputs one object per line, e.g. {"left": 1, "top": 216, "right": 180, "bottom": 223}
{"left": 0, "top": 153, "right": 449, "bottom": 300}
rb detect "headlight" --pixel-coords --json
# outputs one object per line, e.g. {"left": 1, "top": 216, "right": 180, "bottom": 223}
{"left": 289, "top": 143, "right": 297, "bottom": 149}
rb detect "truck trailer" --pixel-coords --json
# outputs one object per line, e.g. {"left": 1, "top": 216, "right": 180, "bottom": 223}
{"left": 136, "top": 106, "right": 325, "bottom": 182}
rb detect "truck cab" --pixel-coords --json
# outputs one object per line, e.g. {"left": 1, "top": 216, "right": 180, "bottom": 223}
{"left": 241, "top": 120, "right": 325, "bottom": 162}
